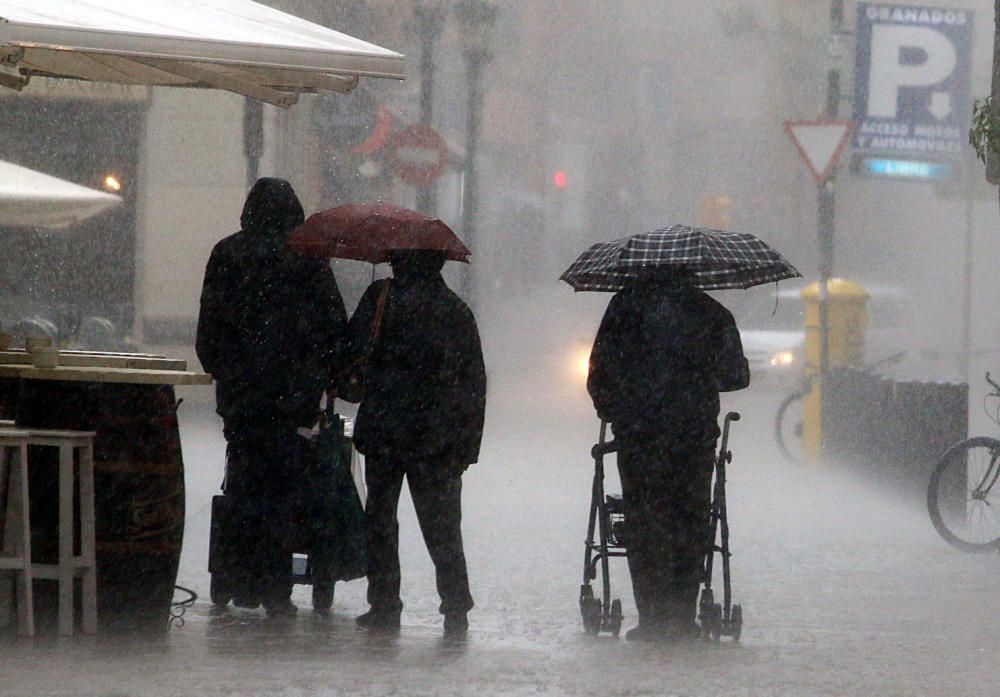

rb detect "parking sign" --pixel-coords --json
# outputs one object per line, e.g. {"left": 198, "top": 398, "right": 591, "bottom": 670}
{"left": 852, "top": 3, "right": 972, "bottom": 158}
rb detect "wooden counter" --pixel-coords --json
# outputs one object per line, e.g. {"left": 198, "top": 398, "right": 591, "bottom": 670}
{"left": 0, "top": 350, "right": 212, "bottom": 385}
{"left": 0, "top": 364, "right": 212, "bottom": 385}
{"left": 0, "top": 350, "right": 187, "bottom": 371}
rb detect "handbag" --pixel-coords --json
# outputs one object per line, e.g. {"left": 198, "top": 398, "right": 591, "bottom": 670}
{"left": 338, "top": 281, "right": 390, "bottom": 403}
{"left": 306, "top": 410, "right": 368, "bottom": 583}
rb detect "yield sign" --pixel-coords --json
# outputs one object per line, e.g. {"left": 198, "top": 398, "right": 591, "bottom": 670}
{"left": 784, "top": 120, "right": 853, "bottom": 182}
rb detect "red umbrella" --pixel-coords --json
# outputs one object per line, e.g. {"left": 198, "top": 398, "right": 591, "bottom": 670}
{"left": 286, "top": 203, "right": 470, "bottom": 263}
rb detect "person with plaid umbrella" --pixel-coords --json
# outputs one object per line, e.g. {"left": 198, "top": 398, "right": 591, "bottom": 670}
{"left": 566, "top": 223, "right": 797, "bottom": 640}
{"left": 586, "top": 264, "right": 750, "bottom": 641}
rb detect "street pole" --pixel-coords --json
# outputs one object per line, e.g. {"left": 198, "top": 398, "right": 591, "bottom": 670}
{"left": 961, "top": 161, "right": 974, "bottom": 382}
{"left": 413, "top": 2, "right": 445, "bottom": 216}
{"left": 803, "top": 0, "right": 845, "bottom": 464}
{"left": 819, "top": 0, "right": 844, "bottom": 381}
{"left": 460, "top": 54, "right": 485, "bottom": 305}
{"left": 456, "top": 0, "right": 497, "bottom": 307}
{"left": 243, "top": 97, "right": 263, "bottom": 188}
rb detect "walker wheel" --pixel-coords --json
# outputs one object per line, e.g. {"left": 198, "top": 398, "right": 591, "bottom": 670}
{"left": 580, "top": 586, "right": 601, "bottom": 635}
{"left": 583, "top": 598, "right": 602, "bottom": 635}
{"left": 700, "top": 603, "right": 722, "bottom": 642}
{"left": 730, "top": 604, "right": 743, "bottom": 642}
{"left": 709, "top": 604, "right": 722, "bottom": 642}
{"left": 698, "top": 588, "right": 715, "bottom": 641}
{"left": 609, "top": 599, "right": 623, "bottom": 637}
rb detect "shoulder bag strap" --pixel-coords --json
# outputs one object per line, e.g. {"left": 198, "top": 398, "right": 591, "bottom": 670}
{"left": 366, "top": 280, "right": 391, "bottom": 356}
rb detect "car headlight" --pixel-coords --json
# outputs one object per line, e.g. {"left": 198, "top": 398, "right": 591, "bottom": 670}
{"left": 770, "top": 350, "right": 795, "bottom": 367}
{"left": 574, "top": 347, "right": 591, "bottom": 382}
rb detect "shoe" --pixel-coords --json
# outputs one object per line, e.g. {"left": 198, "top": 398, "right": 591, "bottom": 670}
{"left": 356, "top": 609, "right": 401, "bottom": 631}
{"left": 264, "top": 598, "right": 298, "bottom": 618}
{"left": 233, "top": 596, "right": 261, "bottom": 610}
{"left": 664, "top": 620, "right": 701, "bottom": 641}
{"left": 625, "top": 624, "right": 666, "bottom": 642}
{"left": 443, "top": 612, "right": 468, "bottom": 636}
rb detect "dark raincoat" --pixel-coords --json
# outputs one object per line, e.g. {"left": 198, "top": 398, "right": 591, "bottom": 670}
{"left": 586, "top": 275, "right": 749, "bottom": 632}
{"left": 347, "top": 269, "right": 486, "bottom": 465}
{"left": 345, "top": 256, "right": 485, "bottom": 618}
{"left": 195, "top": 178, "right": 349, "bottom": 609}
{"left": 587, "top": 277, "right": 749, "bottom": 445}
{"left": 196, "top": 178, "right": 348, "bottom": 432}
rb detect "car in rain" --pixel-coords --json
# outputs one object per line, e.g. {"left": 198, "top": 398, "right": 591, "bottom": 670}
{"left": 735, "top": 282, "right": 916, "bottom": 389}
{"left": 734, "top": 285, "right": 806, "bottom": 390}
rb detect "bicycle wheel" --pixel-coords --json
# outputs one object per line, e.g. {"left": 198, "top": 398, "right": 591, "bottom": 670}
{"left": 928, "top": 437, "right": 1000, "bottom": 552}
{"left": 774, "top": 388, "right": 806, "bottom": 464}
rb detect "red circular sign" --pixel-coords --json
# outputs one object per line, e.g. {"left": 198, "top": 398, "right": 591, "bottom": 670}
{"left": 388, "top": 124, "right": 449, "bottom": 188}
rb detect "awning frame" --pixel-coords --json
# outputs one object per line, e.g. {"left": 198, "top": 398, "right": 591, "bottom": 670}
{"left": 0, "top": 2, "right": 405, "bottom": 106}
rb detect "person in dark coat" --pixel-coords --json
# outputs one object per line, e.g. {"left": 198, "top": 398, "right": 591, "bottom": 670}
{"left": 587, "top": 267, "right": 749, "bottom": 641}
{"left": 196, "top": 177, "right": 348, "bottom": 616}
{"left": 344, "top": 249, "right": 486, "bottom": 636}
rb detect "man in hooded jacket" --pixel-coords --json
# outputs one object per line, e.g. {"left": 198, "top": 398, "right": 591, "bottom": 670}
{"left": 344, "top": 250, "right": 486, "bottom": 635}
{"left": 587, "top": 269, "right": 749, "bottom": 641}
{"left": 196, "top": 178, "right": 348, "bottom": 616}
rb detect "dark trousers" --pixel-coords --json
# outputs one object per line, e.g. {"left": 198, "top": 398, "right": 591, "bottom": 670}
{"left": 617, "top": 435, "right": 715, "bottom": 626}
{"left": 364, "top": 454, "right": 474, "bottom": 615}
{"left": 223, "top": 422, "right": 309, "bottom": 607}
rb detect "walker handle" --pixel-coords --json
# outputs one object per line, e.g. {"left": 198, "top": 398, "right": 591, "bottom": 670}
{"left": 592, "top": 419, "right": 617, "bottom": 458}
{"left": 718, "top": 411, "right": 740, "bottom": 462}
{"left": 592, "top": 440, "right": 618, "bottom": 458}
{"left": 987, "top": 372, "right": 1000, "bottom": 394}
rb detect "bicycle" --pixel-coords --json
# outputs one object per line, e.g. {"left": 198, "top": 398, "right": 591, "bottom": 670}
{"left": 773, "top": 352, "right": 906, "bottom": 464}
{"left": 927, "top": 372, "right": 1000, "bottom": 552}
{"left": 774, "top": 374, "right": 811, "bottom": 464}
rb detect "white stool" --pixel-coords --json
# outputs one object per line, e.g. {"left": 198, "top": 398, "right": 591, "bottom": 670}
{"left": 26, "top": 430, "right": 97, "bottom": 636}
{"left": 0, "top": 429, "right": 34, "bottom": 637}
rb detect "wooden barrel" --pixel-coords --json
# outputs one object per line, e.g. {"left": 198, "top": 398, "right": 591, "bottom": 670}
{"left": 10, "top": 378, "right": 184, "bottom": 634}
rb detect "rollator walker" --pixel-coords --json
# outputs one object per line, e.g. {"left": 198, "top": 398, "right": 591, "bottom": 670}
{"left": 579, "top": 411, "right": 743, "bottom": 641}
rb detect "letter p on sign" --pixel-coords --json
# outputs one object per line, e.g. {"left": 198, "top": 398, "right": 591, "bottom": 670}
{"left": 869, "top": 25, "right": 956, "bottom": 119}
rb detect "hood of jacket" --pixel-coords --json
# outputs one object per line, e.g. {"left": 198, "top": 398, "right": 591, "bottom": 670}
{"left": 239, "top": 177, "right": 305, "bottom": 239}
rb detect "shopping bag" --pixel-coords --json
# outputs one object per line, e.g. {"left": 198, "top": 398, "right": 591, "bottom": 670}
{"left": 307, "top": 413, "right": 368, "bottom": 583}
{"left": 208, "top": 494, "right": 236, "bottom": 575}
{"left": 208, "top": 492, "right": 262, "bottom": 605}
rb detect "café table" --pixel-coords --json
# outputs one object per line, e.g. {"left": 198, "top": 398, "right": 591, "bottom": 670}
{"left": 0, "top": 349, "right": 211, "bottom": 634}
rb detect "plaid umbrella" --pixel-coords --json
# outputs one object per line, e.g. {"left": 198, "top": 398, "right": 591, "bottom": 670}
{"left": 560, "top": 224, "right": 801, "bottom": 292}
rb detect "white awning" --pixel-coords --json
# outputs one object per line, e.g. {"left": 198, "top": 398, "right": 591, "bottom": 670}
{"left": 0, "top": 160, "right": 122, "bottom": 229}
{"left": 0, "top": 0, "right": 406, "bottom": 107}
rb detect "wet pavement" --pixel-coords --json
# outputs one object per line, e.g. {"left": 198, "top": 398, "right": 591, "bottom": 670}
{"left": 3, "top": 328, "right": 1000, "bottom": 695}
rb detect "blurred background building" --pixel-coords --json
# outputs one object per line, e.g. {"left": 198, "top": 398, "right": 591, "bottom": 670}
{"left": 1, "top": 0, "right": 997, "bottom": 386}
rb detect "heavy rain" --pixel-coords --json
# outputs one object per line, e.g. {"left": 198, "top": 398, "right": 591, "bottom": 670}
{"left": 3, "top": 1, "right": 1000, "bottom": 695}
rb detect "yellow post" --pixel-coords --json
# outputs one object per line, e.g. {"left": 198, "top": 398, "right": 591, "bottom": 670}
{"left": 699, "top": 195, "right": 732, "bottom": 229}
{"left": 800, "top": 279, "right": 868, "bottom": 462}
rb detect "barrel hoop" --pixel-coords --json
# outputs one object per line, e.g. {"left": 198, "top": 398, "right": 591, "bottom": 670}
{"left": 96, "top": 541, "right": 182, "bottom": 554}
{"left": 96, "top": 460, "right": 182, "bottom": 475}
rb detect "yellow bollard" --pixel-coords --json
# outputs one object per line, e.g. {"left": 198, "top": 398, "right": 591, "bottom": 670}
{"left": 800, "top": 279, "right": 868, "bottom": 463}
